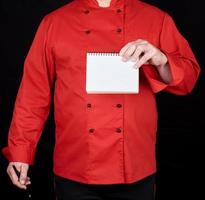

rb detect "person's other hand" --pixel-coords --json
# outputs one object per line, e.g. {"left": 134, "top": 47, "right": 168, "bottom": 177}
{"left": 7, "top": 162, "right": 31, "bottom": 189}
{"left": 119, "top": 39, "right": 168, "bottom": 69}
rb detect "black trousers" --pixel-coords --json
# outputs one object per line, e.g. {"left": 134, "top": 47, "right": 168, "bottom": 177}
{"left": 54, "top": 173, "right": 156, "bottom": 200}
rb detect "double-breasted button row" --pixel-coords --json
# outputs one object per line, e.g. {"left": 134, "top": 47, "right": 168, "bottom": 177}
{"left": 89, "top": 128, "right": 122, "bottom": 134}
{"left": 87, "top": 103, "right": 122, "bottom": 108}
{"left": 85, "top": 28, "right": 122, "bottom": 34}
{"left": 83, "top": 8, "right": 122, "bottom": 14}
{"left": 83, "top": 8, "right": 123, "bottom": 35}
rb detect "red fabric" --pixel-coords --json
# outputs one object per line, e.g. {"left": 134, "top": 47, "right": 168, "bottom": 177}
{"left": 2, "top": 0, "right": 200, "bottom": 184}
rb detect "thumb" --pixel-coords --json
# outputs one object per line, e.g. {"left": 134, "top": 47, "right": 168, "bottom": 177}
{"left": 20, "top": 164, "right": 29, "bottom": 185}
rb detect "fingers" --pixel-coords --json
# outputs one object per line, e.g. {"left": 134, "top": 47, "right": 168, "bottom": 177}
{"left": 20, "top": 164, "right": 29, "bottom": 185}
{"left": 121, "top": 45, "right": 136, "bottom": 61}
{"left": 24, "top": 176, "right": 31, "bottom": 186}
{"left": 119, "top": 42, "right": 133, "bottom": 57}
{"left": 26, "top": 177, "right": 31, "bottom": 185}
{"left": 119, "top": 39, "right": 145, "bottom": 57}
{"left": 120, "top": 39, "right": 154, "bottom": 68}
{"left": 7, "top": 165, "right": 19, "bottom": 186}
{"left": 131, "top": 46, "right": 145, "bottom": 62}
{"left": 7, "top": 162, "right": 30, "bottom": 189}
{"left": 134, "top": 50, "right": 154, "bottom": 68}
{"left": 7, "top": 164, "right": 27, "bottom": 189}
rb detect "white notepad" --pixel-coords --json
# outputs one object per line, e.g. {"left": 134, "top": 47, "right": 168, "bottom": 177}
{"left": 86, "top": 53, "right": 139, "bottom": 94}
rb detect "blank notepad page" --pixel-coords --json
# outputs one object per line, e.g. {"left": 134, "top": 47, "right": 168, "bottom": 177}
{"left": 86, "top": 53, "right": 139, "bottom": 94}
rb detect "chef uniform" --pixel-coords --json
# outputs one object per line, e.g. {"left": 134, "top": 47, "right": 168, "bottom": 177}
{"left": 3, "top": 0, "right": 200, "bottom": 199}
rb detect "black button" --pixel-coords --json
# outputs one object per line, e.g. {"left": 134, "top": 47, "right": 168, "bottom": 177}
{"left": 116, "top": 128, "right": 122, "bottom": 133}
{"left": 116, "top": 104, "right": 122, "bottom": 108}
{"left": 85, "top": 30, "right": 91, "bottom": 34}
{"left": 87, "top": 103, "right": 92, "bottom": 108}
{"left": 84, "top": 10, "right": 90, "bottom": 14}
{"left": 89, "top": 128, "right": 95, "bottom": 133}
{"left": 116, "top": 28, "right": 122, "bottom": 33}
{"left": 117, "top": 9, "right": 122, "bottom": 13}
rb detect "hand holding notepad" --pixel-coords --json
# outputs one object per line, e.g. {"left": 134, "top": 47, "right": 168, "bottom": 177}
{"left": 86, "top": 53, "right": 139, "bottom": 94}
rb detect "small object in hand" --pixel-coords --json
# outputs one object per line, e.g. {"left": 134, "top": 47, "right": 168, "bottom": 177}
{"left": 12, "top": 165, "right": 33, "bottom": 199}
{"left": 12, "top": 165, "right": 20, "bottom": 179}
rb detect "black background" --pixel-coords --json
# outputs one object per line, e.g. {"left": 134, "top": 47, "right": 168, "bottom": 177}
{"left": 0, "top": 0, "right": 204, "bottom": 199}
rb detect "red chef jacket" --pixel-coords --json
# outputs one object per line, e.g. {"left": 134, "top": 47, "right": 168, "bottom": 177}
{"left": 3, "top": 0, "right": 200, "bottom": 184}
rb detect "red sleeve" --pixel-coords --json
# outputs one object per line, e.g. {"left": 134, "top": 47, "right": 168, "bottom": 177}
{"left": 2, "top": 16, "right": 55, "bottom": 165}
{"left": 142, "top": 13, "right": 200, "bottom": 95}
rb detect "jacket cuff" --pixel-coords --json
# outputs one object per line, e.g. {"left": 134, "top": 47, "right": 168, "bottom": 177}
{"left": 2, "top": 146, "right": 35, "bottom": 165}
{"left": 142, "top": 52, "right": 184, "bottom": 93}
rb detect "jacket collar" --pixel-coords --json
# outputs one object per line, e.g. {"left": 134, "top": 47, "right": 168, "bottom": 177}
{"left": 88, "top": 0, "right": 121, "bottom": 7}
{"left": 76, "top": 0, "right": 126, "bottom": 9}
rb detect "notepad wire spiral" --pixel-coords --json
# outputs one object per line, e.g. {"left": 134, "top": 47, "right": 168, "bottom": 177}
{"left": 87, "top": 52, "right": 120, "bottom": 56}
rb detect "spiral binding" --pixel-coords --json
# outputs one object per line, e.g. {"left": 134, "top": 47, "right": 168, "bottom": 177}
{"left": 87, "top": 52, "right": 119, "bottom": 56}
